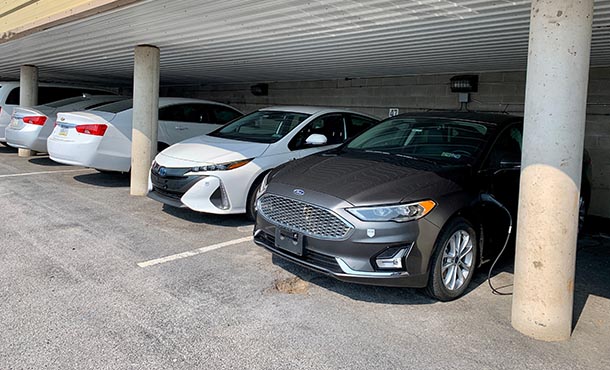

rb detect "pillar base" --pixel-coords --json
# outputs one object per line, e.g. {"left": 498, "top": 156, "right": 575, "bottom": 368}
{"left": 18, "top": 148, "right": 35, "bottom": 157}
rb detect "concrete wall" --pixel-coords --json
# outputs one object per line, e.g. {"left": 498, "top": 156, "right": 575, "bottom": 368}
{"left": 171, "top": 68, "right": 610, "bottom": 218}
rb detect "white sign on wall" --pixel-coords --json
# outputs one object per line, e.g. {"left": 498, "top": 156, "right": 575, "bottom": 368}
{"left": 389, "top": 108, "right": 399, "bottom": 117}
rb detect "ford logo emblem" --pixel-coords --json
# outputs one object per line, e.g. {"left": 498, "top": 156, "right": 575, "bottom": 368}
{"left": 159, "top": 167, "right": 167, "bottom": 177}
{"left": 293, "top": 189, "right": 305, "bottom": 196}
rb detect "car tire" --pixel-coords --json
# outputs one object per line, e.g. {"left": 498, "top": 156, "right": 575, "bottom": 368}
{"left": 246, "top": 177, "right": 265, "bottom": 221}
{"left": 425, "top": 217, "right": 477, "bottom": 301}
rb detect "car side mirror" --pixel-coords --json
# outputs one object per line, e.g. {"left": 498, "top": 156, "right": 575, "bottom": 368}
{"left": 305, "top": 133, "right": 327, "bottom": 146}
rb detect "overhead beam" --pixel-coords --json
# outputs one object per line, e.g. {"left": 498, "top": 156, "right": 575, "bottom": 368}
{"left": 0, "top": 0, "right": 141, "bottom": 44}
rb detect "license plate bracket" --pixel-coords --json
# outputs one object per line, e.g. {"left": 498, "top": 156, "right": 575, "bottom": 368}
{"left": 274, "top": 227, "right": 304, "bottom": 256}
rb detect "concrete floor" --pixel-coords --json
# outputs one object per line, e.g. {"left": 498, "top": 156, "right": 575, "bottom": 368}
{"left": 0, "top": 144, "right": 609, "bottom": 370}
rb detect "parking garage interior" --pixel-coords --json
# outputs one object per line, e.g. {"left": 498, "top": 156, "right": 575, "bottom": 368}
{"left": 1, "top": 0, "right": 610, "bottom": 367}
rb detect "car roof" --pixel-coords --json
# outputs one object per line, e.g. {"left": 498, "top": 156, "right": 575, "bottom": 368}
{"left": 391, "top": 111, "right": 523, "bottom": 127}
{"left": 158, "top": 97, "right": 238, "bottom": 109}
{"left": 260, "top": 105, "right": 363, "bottom": 116}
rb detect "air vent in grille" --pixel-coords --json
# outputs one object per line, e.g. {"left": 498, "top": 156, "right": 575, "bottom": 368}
{"left": 258, "top": 194, "right": 353, "bottom": 240}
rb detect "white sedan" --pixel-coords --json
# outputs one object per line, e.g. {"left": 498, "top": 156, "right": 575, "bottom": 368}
{"left": 47, "top": 98, "right": 242, "bottom": 172}
{"left": 6, "top": 95, "right": 127, "bottom": 152}
{"left": 148, "top": 106, "right": 379, "bottom": 219}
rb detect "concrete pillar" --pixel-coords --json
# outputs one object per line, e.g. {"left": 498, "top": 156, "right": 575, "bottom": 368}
{"left": 511, "top": 0, "right": 593, "bottom": 341}
{"left": 18, "top": 65, "right": 38, "bottom": 157}
{"left": 130, "top": 45, "right": 160, "bottom": 196}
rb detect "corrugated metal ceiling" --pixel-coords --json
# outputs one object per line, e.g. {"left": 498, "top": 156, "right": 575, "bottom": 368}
{"left": 0, "top": 0, "right": 609, "bottom": 86}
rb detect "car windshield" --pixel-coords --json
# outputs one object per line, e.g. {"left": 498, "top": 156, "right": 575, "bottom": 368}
{"left": 346, "top": 116, "right": 490, "bottom": 164}
{"left": 209, "top": 110, "right": 310, "bottom": 143}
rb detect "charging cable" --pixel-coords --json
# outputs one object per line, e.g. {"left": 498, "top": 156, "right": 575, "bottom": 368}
{"left": 480, "top": 193, "right": 513, "bottom": 296}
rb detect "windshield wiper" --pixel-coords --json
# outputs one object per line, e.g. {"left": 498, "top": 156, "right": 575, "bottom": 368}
{"left": 395, "top": 153, "right": 439, "bottom": 164}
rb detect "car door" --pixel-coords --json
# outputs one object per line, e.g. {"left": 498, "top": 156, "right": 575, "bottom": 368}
{"left": 288, "top": 113, "right": 347, "bottom": 159}
{"left": 480, "top": 123, "right": 523, "bottom": 216}
{"left": 159, "top": 103, "right": 241, "bottom": 143}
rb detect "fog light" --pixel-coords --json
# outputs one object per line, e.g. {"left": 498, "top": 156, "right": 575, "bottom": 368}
{"left": 375, "top": 247, "right": 409, "bottom": 270}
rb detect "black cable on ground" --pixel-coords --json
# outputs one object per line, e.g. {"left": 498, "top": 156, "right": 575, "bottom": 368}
{"left": 480, "top": 193, "right": 514, "bottom": 296}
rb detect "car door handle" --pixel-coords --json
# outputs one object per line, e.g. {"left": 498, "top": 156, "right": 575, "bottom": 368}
{"left": 175, "top": 126, "right": 188, "bottom": 130}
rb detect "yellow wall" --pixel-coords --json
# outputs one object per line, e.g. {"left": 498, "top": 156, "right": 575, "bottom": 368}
{"left": 0, "top": 0, "right": 139, "bottom": 42}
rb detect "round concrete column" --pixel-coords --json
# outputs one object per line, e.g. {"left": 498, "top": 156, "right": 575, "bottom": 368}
{"left": 130, "top": 45, "right": 160, "bottom": 196}
{"left": 18, "top": 65, "right": 38, "bottom": 157}
{"left": 511, "top": 0, "right": 593, "bottom": 341}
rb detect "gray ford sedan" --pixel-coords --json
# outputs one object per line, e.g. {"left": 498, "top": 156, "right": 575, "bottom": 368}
{"left": 253, "top": 112, "right": 592, "bottom": 301}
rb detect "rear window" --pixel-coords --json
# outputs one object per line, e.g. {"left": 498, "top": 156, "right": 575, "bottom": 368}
{"left": 5, "top": 86, "right": 115, "bottom": 105}
{"left": 45, "top": 96, "right": 87, "bottom": 108}
{"left": 95, "top": 99, "right": 134, "bottom": 113}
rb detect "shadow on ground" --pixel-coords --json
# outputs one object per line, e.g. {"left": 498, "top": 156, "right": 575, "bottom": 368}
{"left": 28, "top": 157, "right": 66, "bottom": 167}
{"left": 161, "top": 204, "right": 253, "bottom": 227}
{"left": 0, "top": 145, "right": 16, "bottom": 154}
{"left": 73, "top": 172, "right": 130, "bottom": 188}
{"left": 271, "top": 219, "right": 610, "bottom": 314}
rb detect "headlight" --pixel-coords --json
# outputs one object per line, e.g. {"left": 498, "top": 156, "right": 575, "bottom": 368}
{"left": 190, "top": 158, "right": 253, "bottom": 173}
{"left": 347, "top": 200, "right": 436, "bottom": 222}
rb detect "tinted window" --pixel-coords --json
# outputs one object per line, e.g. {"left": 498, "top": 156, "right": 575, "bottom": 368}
{"left": 347, "top": 117, "right": 490, "bottom": 164}
{"left": 45, "top": 96, "right": 88, "bottom": 108}
{"left": 210, "top": 106, "right": 242, "bottom": 124}
{"left": 159, "top": 104, "right": 212, "bottom": 123}
{"left": 209, "top": 110, "right": 310, "bottom": 143}
{"left": 347, "top": 114, "right": 378, "bottom": 137}
{"left": 6, "top": 86, "right": 114, "bottom": 105}
{"left": 96, "top": 99, "right": 134, "bottom": 113}
{"left": 486, "top": 125, "right": 523, "bottom": 168}
{"left": 289, "top": 114, "right": 346, "bottom": 150}
{"left": 6, "top": 87, "right": 19, "bottom": 104}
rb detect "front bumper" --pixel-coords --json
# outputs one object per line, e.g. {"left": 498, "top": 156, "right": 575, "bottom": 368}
{"left": 253, "top": 192, "right": 442, "bottom": 288}
{"left": 148, "top": 165, "right": 240, "bottom": 214}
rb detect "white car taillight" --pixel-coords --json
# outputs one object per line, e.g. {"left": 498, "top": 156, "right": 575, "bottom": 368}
{"left": 75, "top": 124, "right": 107, "bottom": 136}
{"left": 23, "top": 116, "right": 47, "bottom": 126}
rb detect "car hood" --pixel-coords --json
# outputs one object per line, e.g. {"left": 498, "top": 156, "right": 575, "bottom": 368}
{"left": 269, "top": 151, "right": 470, "bottom": 206}
{"left": 157, "top": 134, "right": 270, "bottom": 165}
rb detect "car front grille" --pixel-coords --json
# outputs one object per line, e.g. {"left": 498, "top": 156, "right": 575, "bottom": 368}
{"left": 150, "top": 167, "right": 203, "bottom": 200}
{"left": 257, "top": 194, "right": 353, "bottom": 240}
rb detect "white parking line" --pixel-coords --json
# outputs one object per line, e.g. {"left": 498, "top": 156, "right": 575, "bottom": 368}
{"left": 0, "top": 169, "right": 92, "bottom": 178}
{"left": 137, "top": 236, "right": 253, "bottom": 268}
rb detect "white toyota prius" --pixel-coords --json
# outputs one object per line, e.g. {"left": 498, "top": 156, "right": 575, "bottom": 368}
{"left": 148, "top": 106, "right": 379, "bottom": 219}
{"left": 47, "top": 98, "right": 242, "bottom": 172}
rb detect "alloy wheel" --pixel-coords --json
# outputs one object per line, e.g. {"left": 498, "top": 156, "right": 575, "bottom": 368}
{"left": 441, "top": 230, "right": 474, "bottom": 291}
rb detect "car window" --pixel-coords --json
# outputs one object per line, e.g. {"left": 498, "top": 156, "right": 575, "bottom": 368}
{"left": 289, "top": 114, "right": 346, "bottom": 150}
{"left": 5, "top": 87, "right": 19, "bottom": 104}
{"left": 486, "top": 124, "right": 523, "bottom": 168}
{"left": 347, "top": 114, "right": 378, "bottom": 138}
{"left": 96, "top": 99, "right": 134, "bottom": 113}
{"left": 210, "top": 106, "right": 242, "bottom": 124}
{"left": 159, "top": 104, "right": 211, "bottom": 123}
{"left": 209, "top": 110, "right": 310, "bottom": 143}
{"left": 6, "top": 87, "right": 114, "bottom": 105}
{"left": 45, "top": 96, "right": 87, "bottom": 108}
{"left": 346, "top": 117, "right": 490, "bottom": 164}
